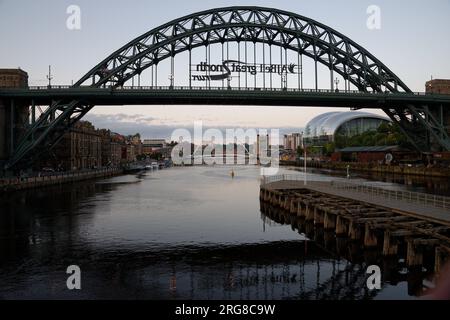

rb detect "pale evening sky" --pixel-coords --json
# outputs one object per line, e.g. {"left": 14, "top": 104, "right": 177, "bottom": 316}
{"left": 1, "top": 0, "right": 449, "bottom": 138}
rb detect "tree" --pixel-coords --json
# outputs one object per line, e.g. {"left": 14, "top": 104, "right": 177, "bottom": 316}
{"left": 323, "top": 142, "right": 336, "bottom": 156}
{"left": 334, "top": 122, "right": 412, "bottom": 149}
{"left": 296, "top": 146, "right": 304, "bottom": 157}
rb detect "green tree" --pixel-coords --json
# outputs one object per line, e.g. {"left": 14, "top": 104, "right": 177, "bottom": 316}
{"left": 334, "top": 122, "right": 412, "bottom": 149}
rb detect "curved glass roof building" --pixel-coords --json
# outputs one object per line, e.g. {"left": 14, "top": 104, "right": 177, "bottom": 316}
{"left": 304, "top": 111, "right": 390, "bottom": 141}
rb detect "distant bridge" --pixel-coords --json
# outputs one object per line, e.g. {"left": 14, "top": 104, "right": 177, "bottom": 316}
{"left": 1, "top": 6, "right": 450, "bottom": 170}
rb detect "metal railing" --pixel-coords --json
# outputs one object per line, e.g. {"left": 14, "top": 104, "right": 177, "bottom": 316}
{"left": 330, "top": 180, "right": 450, "bottom": 210}
{"left": 0, "top": 167, "right": 122, "bottom": 189}
{"left": 260, "top": 174, "right": 450, "bottom": 210}
{"left": 15, "top": 85, "right": 434, "bottom": 96}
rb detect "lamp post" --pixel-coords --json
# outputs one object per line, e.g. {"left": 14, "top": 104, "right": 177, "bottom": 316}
{"left": 302, "top": 131, "right": 307, "bottom": 186}
{"left": 227, "top": 75, "right": 233, "bottom": 89}
{"left": 46, "top": 65, "right": 53, "bottom": 89}
{"left": 168, "top": 74, "right": 174, "bottom": 89}
{"left": 334, "top": 77, "right": 340, "bottom": 92}
{"left": 282, "top": 73, "right": 287, "bottom": 90}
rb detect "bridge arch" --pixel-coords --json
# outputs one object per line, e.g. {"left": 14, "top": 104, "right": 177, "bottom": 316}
{"left": 8, "top": 6, "right": 450, "bottom": 170}
{"left": 75, "top": 6, "right": 410, "bottom": 93}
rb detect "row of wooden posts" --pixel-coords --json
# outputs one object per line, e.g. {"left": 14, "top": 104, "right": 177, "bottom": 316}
{"left": 260, "top": 187, "right": 450, "bottom": 274}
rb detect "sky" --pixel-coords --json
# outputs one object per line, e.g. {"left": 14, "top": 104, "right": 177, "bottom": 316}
{"left": 1, "top": 0, "right": 449, "bottom": 139}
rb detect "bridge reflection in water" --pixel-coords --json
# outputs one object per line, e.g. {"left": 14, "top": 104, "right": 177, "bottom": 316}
{"left": 0, "top": 171, "right": 433, "bottom": 299}
{"left": 260, "top": 201, "right": 434, "bottom": 299}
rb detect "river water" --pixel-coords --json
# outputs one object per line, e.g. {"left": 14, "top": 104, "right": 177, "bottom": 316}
{"left": 0, "top": 166, "right": 442, "bottom": 299}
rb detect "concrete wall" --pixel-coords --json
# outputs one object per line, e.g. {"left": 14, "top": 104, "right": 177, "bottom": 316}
{"left": 0, "top": 167, "right": 123, "bottom": 192}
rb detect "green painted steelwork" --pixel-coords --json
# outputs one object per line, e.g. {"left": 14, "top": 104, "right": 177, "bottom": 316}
{"left": 3, "top": 6, "right": 450, "bottom": 170}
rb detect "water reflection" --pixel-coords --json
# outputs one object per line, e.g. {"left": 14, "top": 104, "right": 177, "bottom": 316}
{"left": 0, "top": 166, "right": 439, "bottom": 299}
{"left": 260, "top": 201, "right": 434, "bottom": 299}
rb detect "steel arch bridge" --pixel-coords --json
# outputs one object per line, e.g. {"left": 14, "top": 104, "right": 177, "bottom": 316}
{"left": 2, "top": 6, "right": 450, "bottom": 170}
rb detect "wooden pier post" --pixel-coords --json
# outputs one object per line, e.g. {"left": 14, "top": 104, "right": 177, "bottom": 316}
{"left": 364, "top": 224, "right": 378, "bottom": 247}
{"left": 314, "top": 207, "right": 324, "bottom": 225}
{"left": 336, "top": 237, "right": 348, "bottom": 256}
{"left": 305, "top": 221, "right": 315, "bottom": 239}
{"left": 324, "top": 212, "right": 336, "bottom": 230}
{"left": 324, "top": 230, "right": 336, "bottom": 250}
{"left": 277, "top": 194, "right": 283, "bottom": 207}
{"left": 348, "top": 220, "right": 362, "bottom": 241}
{"left": 382, "top": 230, "right": 398, "bottom": 256}
{"left": 305, "top": 204, "right": 314, "bottom": 222}
{"left": 270, "top": 191, "right": 277, "bottom": 205}
{"left": 290, "top": 199, "right": 296, "bottom": 214}
{"left": 335, "top": 216, "right": 348, "bottom": 236}
{"left": 284, "top": 196, "right": 290, "bottom": 210}
{"left": 406, "top": 239, "right": 423, "bottom": 267}
{"left": 296, "top": 201, "right": 302, "bottom": 217}
{"left": 434, "top": 246, "right": 450, "bottom": 275}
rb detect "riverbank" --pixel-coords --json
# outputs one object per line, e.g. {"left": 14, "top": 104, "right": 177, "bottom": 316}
{"left": 280, "top": 160, "right": 450, "bottom": 178}
{"left": 0, "top": 167, "right": 123, "bottom": 192}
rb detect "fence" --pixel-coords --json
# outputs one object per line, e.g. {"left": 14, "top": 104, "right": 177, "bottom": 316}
{"left": 260, "top": 174, "right": 450, "bottom": 210}
{"left": 0, "top": 167, "right": 122, "bottom": 191}
{"left": 22, "top": 85, "right": 431, "bottom": 96}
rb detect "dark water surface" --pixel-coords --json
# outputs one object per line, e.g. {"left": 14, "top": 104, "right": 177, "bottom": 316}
{"left": 0, "top": 166, "right": 439, "bottom": 299}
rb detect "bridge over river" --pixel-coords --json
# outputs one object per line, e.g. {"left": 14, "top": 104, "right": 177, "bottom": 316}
{"left": 1, "top": 6, "right": 450, "bottom": 172}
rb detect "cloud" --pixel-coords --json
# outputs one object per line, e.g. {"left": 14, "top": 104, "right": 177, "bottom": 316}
{"left": 83, "top": 113, "right": 302, "bottom": 140}
{"left": 98, "top": 113, "right": 156, "bottom": 123}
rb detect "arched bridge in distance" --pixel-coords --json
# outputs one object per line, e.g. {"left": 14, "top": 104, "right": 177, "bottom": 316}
{"left": 1, "top": 6, "right": 450, "bottom": 170}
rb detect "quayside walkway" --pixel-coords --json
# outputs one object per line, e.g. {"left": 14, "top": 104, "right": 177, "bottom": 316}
{"left": 261, "top": 175, "right": 450, "bottom": 225}
{"left": 260, "top": 175, "right": 450, "bottom": 272}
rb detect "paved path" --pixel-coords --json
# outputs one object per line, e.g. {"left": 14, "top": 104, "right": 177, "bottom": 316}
{"left": 264, "top": 180, "right": 450, "bottom": 226}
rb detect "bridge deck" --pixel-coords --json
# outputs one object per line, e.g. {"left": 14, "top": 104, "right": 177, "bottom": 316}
{"left": 264, "top": 180, "right": 450, "bottom": 225}
{"left": 1, "top": 86, "right": 450, "bottom": 107}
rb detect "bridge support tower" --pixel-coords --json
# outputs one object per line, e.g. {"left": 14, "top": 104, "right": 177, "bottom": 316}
{"left": 0, "top": 69, "right": 29, "bottom": 175}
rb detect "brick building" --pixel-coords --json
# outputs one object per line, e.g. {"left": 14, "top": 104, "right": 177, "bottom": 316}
{"left": 425, "top": 79, "right": 450, "bottom": 140}
{"left": 426, "top": 79, "right": 450, "bottom": 95}
{"left": 143, "top": 139, "right": 166, "bottom": 154}
{"left": 0, "top": 68, "right": 28, "bottom": 88}
{"left": 283, "top": 133, "right": 302, "bottom": 151}
{"left": 0, "top": 69, "right": 29, "bottom": 161}
{"left": 99, "top": 129, "right": 124, "bottom": 167}
{"left": 46, "top": 121, "right": 102, "bottom": 170}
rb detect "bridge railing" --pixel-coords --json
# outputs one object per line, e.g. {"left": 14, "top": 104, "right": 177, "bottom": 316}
{"left": 0, "top": 167, "right": 122, "bottom": 190}
{"left": 260, "top": 174, "right": 450, "bottom": 210}
{"left": 19, "top": 85, "right": 433, "bottom": 96}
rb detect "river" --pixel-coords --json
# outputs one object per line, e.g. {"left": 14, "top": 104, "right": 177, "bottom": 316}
{"left": 0, "top": 166, "right": 441, "bottom": 299}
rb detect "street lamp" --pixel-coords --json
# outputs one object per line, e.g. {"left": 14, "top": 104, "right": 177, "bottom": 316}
{"left": 334, "top": 77, "right": 340, "bottom": 92}
{"left": 227, "top": 75, "right": 233, "bottom": 89}
{"left": 168, "top": 74, "right": 174, "bottom": 89}
{"left": 282, "top": 73, "right": 287, "bottom": 90}
{"left": 46, "top": 65, "right": 53, "bottom": 89}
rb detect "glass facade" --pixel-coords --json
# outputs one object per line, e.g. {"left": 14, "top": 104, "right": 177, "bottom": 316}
{"left": 335, "top": 117, "right": 386, "bottom": 137}
{"left": 304, "top": 111, "right": 390, "bottom": 144}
